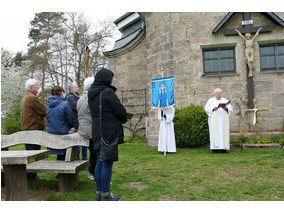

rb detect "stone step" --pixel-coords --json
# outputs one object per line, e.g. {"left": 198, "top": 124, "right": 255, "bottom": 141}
{"left": 242, "top": 143, "right": 281, "bottom": 150}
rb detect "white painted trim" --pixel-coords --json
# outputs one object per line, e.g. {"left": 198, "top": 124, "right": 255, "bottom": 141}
{"left": 117, "top": 12, "right": 140, "bottom": 30}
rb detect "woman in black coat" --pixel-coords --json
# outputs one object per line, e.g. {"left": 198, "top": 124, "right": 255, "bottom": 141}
{"left": 88, "top": 68, "right": 127, "bottom": 201}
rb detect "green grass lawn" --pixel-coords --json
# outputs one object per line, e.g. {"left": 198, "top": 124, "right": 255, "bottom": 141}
{"left": 4, "top": 144, "right": 284, "bottom": 201}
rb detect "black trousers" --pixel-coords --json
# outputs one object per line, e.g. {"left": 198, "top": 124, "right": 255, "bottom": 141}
{"left": 88, "top": 139, "right": 97, "bottom": 176}
{"left": 25, "top": 144, "right": 41, "bottom": 180}
{"left": 56, "top": 154, "right": 66, "bottom": 161}
{"left": 212, "top": 149, "right": 228, "bottom": 153}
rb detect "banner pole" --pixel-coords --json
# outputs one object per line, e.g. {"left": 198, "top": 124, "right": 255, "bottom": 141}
{"left": 160, "top": 67, "right": 166, "bottom": 156}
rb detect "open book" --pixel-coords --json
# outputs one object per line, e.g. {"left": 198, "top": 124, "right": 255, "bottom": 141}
{"left": 218, "top": 100, "right": 231, "bottom": 108}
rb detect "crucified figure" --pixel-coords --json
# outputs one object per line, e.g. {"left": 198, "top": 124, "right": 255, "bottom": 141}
{"left": 234, "top": 27, "right": 262, "bottom": 78}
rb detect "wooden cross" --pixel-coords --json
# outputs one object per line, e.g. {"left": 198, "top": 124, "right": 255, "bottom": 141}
{"left": 84, "top": 39, "right": 90, "bottom": 79}
{"left": 224, "top": 12, "right": 272, "bottom": 108}
{"left": 244, "top": 99, "right": 269, "bottom": 143}
{"left": 160, "top": 67, "right": 165, "bottom": 77}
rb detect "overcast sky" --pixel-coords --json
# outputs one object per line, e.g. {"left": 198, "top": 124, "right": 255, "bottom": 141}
{"left": 0, "top": 0, "right": 282, "bottom": 54}
{"left": 0, "top": 11, "right": 123, "bottom": 54}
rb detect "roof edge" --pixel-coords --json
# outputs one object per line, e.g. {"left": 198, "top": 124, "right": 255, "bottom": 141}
{"left": 212, "top": 12, "right": 235, "bottom": 33}
{"left": 212, "top": 12, "right": 284, "bottom": 34}
{"left": 103, "top": 29, "right": 145, "bottom": 58}
{"left": 114, "top": 12, "right": 134, "bottom": 25}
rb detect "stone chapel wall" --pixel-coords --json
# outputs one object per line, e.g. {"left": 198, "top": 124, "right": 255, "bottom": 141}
{"left": 108, "top": 12, "right": 284, "bottom": 146}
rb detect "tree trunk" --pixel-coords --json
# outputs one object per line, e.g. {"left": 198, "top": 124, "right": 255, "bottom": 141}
{"left": 41, "top": 65, "right": 46, "bottom": 103}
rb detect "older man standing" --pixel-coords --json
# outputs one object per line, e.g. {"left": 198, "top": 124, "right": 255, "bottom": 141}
{"left": 21, "top": 79, "right": 46, "bottom": 180}
{"left": 204, "top": 88, "right": 233, "bottom": 153}
{"left": 65, "top": 82, "right": 80, "bottom": 129}
{"left": 65, "top": 82, "right": 86, "bottom": 160}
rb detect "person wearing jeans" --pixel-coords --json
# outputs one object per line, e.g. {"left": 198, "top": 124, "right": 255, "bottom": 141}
{"left": 95, "top": 150, "right": 113, "bottom": 197}
{"left": 88, "top": 68, "right": 128, "bottom": 201}
{"left": 77, "top": 146, "right": 88, "bottom": 160}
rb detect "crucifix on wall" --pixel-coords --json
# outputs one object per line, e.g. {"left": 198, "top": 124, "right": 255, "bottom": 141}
{"left": 223, "top": 12, "right": 272, "bottom": 108}
{"left": 234, "top": 26, "right": 262, "bottom": 78}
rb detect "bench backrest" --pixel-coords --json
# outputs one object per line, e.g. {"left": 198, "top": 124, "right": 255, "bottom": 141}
{"left": 1, "top": 130, "right": 90, "bottom": 161}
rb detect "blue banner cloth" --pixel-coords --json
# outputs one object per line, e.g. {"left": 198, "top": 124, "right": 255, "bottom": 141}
{"left": 151, "top": 76, "right": 175, "bottom": 108}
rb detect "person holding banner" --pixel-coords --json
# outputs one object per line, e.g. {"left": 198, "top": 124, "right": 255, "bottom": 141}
{"left": 158, "top": 106, "right": 176, "bottom": 154}
{"left": 151, "top": 75, "right": 176, "bottom": 154}
{"left": 204, "top": 88, "right": 233, "bottom": 153}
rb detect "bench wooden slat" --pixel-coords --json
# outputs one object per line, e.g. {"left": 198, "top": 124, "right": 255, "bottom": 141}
{"left": 26, "top": 160, "right": 89, "bottom": 174}
{"left": 1, "top": 150, "right": 50, "bottom": 165}
{"left": 1, "top": 130, "right": 89, "bottom": 149}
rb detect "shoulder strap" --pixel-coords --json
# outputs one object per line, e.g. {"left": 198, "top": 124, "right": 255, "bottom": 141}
{"left": 99, "top": 90, "right": 103, "bottom": 138}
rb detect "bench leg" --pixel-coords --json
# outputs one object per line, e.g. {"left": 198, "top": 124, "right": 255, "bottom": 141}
{"left": 3, "top": 165, "right": 28, "bottom": 201}
{"left": 58, "top": 173, "right": 79, "bottom": 192}
{"left": 1, "top": 172, "right": 4, "bottom": 187}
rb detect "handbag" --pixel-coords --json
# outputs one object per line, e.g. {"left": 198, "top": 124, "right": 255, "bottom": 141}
{"left": 98, "top": 90, "right": 119, "bottom": 162}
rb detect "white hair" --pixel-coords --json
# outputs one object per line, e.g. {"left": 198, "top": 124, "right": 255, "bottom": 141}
{"left": 83, "top": 77, "right": 94, "bottom": 91}
{"left": 69, "top": 81, "right": 78, "bottom": 91}
{"left": 25, "top": 79, "right": 38, "bottom": 90}
{"left": 214, "top": 88, "right": 222, "bottom": 94}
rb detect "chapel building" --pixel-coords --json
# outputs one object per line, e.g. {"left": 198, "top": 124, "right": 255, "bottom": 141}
{"left": 103, "top": 12, "right": 284, "bottom": 147}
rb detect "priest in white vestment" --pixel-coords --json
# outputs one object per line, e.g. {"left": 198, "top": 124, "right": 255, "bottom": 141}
{"left": 204, "top": 88, "right": 233, "bottom": 153}
{"left": 158, "top": 106, "right": 176, "bottom": 153}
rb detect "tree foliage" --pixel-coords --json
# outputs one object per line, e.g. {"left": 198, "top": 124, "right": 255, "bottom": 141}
{"left": 2, "top": 99, "right": 22, "bottom": 135}
{"left": 1, "top": 48, "right": 28, "bottom": 121}
{"left": 27, "top": 12, "right": 66, "bottom": 103}
{"left": 1, "top": 13, "right": 117, "bottom": 133}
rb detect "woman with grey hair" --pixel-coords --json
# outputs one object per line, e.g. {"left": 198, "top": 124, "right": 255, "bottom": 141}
{"left": 76, "top": 77, "right": 96, "bottom": 179}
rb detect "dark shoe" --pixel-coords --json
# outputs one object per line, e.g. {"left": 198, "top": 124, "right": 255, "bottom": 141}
{"left": 96, "top": 191, "right": 101, "bottom": 201}
{"left": 101, "top": 192, "right": 120, "bottom": 201}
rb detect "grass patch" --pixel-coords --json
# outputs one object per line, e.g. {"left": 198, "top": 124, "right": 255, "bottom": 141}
{"left": 3, "top": 144, "right": 284, "bottom": 201}
{"left": 124, "top": 137, "right": 146, "bottom": 144}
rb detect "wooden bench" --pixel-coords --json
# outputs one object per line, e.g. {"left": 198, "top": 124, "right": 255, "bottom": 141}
{"left": 1, "top": 130, "right": 90, "bottom": 193}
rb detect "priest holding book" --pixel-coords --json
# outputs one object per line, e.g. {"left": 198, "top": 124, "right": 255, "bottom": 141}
{"left": 204, "top": 88, "right": 233, "bottom": 153}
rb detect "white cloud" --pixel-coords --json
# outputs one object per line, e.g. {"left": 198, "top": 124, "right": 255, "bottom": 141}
{"left": 0, "top": 10, "right": 124, "bottom": 54}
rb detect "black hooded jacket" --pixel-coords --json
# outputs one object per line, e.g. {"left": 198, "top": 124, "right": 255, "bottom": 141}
{"left": 88, "top": 68, "right": 127, "bottom": 150}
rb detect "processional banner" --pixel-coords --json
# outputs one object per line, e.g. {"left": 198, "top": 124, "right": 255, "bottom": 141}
{"left": 151, "top": 75, "right": 175, "bottom": 108}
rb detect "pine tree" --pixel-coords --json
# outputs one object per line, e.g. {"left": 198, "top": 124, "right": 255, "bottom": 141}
{"left": 27, "top": 12, "right": 66, "bottom": 103}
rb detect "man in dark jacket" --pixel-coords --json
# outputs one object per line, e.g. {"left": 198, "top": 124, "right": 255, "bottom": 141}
{"left": 65, "top": 82, "right": 86, "bottom": 160}
{"left": 65, "top": 82, "right": 80, "bottom": 129}
{"left": 21, "top": 79, "right": 46, "bottom": 180}
{"left": 88, "top": 68, "right": 127, "bottom": 201}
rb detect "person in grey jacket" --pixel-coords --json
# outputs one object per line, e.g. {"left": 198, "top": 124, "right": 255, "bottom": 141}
{"left": 77, "top": 77, "right": 96, "bottom": 179}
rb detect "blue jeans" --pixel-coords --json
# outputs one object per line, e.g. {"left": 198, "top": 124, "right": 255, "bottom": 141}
{"left": 95, "top": 150, "right": 113, "bottom": 193}
{"left": 78, "top": 146, "right": 88, "bottom": 160}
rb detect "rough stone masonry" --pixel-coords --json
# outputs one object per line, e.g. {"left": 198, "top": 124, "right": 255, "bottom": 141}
{"left": 104, "top": 12, "right": 284, "bottom": 147}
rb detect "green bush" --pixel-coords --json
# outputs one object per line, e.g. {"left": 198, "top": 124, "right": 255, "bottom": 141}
{"left": 2, "top": 99, "right": 22, "bottom": 134}
{"left": 270, "top": 135, "right": 282, "bottom": 143}
{"left": 174, "top": 104, "right": 209, "bottom": 148}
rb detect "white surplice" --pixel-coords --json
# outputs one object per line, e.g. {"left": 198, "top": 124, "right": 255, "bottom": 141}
{"left": 204, "top": 97, "right": 233, "bottom": 150}
{"left": 158, "top": 106, "right": 176, "bottom": 153}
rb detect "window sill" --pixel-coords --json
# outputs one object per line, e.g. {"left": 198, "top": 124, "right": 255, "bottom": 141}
{"left": 201, "top": 73, "right": 239, "bottom": 77}
{"left": 258, "top": 70, "right": 284, "bottom": 74}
